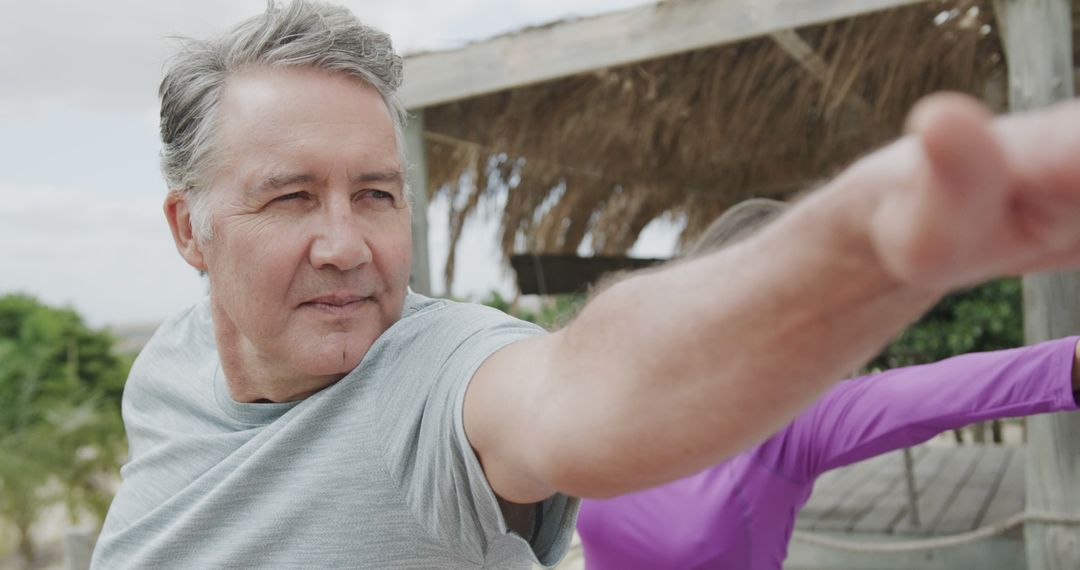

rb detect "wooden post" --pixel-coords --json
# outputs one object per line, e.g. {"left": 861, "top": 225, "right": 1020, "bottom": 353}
{"left": 1021, "top": 274, "right": 1080, "bottom": 568}
{"left": 901, "top": 448, "right": 921, "bottom": 527}
{"left": 994, "top": 1, "right": 1079, "bottom": 566}
{"left": 405, "top": 109, "right": 432, "bottom": 296}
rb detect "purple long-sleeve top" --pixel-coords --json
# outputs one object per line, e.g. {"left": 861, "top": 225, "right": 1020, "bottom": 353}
{"left": 577, "top": 338, "right": 1080, "bottom": 570}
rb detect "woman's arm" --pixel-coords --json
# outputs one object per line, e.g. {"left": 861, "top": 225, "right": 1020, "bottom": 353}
{"left": 753, "top": 337, "right": 1080, "bottom": 483}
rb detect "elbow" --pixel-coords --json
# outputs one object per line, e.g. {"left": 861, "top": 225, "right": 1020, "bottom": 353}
{"left": 528, "top": 415, "right": 666, "bottom": 499}
{"left": 535, "top": 451, "right": 627, "bottom": 500}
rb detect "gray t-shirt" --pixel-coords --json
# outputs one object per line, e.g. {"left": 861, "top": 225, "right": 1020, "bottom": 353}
{"left": 91, "top": 293, "right": 579, "bottom": 569}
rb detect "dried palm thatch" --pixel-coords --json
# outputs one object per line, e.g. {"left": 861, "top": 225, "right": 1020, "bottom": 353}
{"left": 421, "top": 0, "right": 1009, "bottom": 291}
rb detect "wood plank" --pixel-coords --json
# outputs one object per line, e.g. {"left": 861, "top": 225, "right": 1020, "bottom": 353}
{"left": 932, "top": 445, "right": 1007, "bottom": 534}
{"left": 981, "top": 447, "right": 1026, "bottom": 528}
{"left": 803, "top": 452, "right": 920, "bottom": 531}
{"left": 784, "top": 533, "right": 1027, "bottom": 570}
{"left": 971, "top": 446, "right": 1016, "bottom": 528}
{"left": 893, "top": 447, "right": 983, "bottom": 535}
{"left": 847, "top": 446, "right": 937, "bottom": 534}
{"left": 820, "top": 455, "right": 910, "bottom": 532}
{"left": 887, "top": 446, "right": 964, "bottom": 533}
{"left": 401, "top": 0, "right": 931, "bottom": 109}
{"left": 797, "top": 452, "right": 896, "bottom": 529}
{"left": 787, "top": 448, "right": 1029, "bottom": 570}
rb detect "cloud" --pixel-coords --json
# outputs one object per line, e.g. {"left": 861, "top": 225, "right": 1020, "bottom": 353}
{"left": 0, "top": 183, "right": 205, "bottom": 327}
{"left": 0, "top": 0, "right": 654, "bottom": 112}
{"left": 0, "top": 0, "right": 266, "bottom": 112}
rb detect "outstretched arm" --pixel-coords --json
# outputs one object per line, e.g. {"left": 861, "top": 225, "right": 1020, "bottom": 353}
{"left": 753, "top": 338, "right": 1080, "bottom": 483}
{"left": 466, "top": 94, "right": 1080, "bottom": 503}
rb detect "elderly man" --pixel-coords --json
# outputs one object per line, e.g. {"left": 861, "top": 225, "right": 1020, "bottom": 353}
{"left": 93, "top": 1, "right": 1080, "bottom": 568}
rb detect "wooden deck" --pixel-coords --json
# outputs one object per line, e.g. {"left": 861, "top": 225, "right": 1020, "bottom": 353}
{"left": 786, "top": 443, "right": 1027, "bottom": 569}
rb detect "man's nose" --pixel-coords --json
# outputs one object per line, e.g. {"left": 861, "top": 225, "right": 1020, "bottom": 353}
{"left": 309, "top": 201, "right": 373, "bottom": 271}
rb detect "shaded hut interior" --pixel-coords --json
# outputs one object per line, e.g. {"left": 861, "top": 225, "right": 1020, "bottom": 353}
{"left": 410, "top": 0, "right": 1080, "bottom": 292}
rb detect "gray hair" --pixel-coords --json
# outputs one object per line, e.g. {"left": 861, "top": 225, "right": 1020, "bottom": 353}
{"left": 159, "top": 0, "right": 408, "bottom": 241}
{"left": 684, "top": 198, "right": 789, "bottom": 258}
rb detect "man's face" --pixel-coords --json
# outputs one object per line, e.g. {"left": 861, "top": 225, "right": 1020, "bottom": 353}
{"left": 192, "top": 67, "right": 411, "bottom": 383}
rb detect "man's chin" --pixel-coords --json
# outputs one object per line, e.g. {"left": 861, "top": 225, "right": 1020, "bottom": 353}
{"left": 299, "top": 343, "right": 370, "bottom": 378}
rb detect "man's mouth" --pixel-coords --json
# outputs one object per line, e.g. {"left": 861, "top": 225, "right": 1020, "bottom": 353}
{"left": 300, "top": 294, "right": 373, "bottom": 314}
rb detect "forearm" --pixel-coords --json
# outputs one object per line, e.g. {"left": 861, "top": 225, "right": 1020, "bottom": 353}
{"left": 536, "top": 171, "right": 942, "bottom": 497}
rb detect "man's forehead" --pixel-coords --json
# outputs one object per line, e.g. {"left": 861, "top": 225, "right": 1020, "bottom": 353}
{"left": 211, "top": 67, "right": 401, "bottom": 190}
{"left": 216, "top": 67, "right": 395, "bottom": 143}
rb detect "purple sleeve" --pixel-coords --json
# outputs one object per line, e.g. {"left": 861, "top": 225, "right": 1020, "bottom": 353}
{"left": 752, "top": 337, "right": 1080, "bottom": 484}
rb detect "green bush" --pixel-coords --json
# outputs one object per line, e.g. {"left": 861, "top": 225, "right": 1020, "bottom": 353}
{"left": 479, "top": 291, "right": 586, "bottom": 331}
{"left": 0, "top": 294, "right": 129, "bottom": 562}
{"left": 869, "top": 278, "right": 1023, "bottom": 370}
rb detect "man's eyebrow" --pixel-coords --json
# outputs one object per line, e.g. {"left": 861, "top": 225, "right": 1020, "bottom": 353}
{"left": 353, "top": 170, "right": 404, "bottom": 185}
{"left": 253, "top": 173, "right": 315, "bottom": 193}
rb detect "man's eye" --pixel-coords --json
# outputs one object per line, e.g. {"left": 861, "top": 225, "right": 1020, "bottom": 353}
{"left": 274, "top": 192, "right": 307, "bottom": 202}
{"left": 358, "top": 190, "right": 395, "bottom": 204}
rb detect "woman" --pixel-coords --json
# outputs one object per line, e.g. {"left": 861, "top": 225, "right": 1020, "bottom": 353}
{"left": 575, "top": 198, "right": 1080, "bottom": 569}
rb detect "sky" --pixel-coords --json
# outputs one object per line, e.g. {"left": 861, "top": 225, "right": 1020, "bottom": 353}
{"left": 0, "top": 0, "right": 679, "bottom": 328}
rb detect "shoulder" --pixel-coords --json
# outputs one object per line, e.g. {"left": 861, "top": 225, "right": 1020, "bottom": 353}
{"left": 123, "top": 298, "right": 217, "bottom": 411}
{"left": 359, "top": 293, "right": 545, "bottom": 405}
{"left": 142, "top": 298, "right": 216, "bottom": 356}
{"left": 384, "top": 292, "right": 545, "bottom": 346}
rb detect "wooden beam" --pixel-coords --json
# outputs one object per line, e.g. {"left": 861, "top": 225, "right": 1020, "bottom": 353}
{"left": 994, "top": 0, "right": 1080, "bottom": 568}
{"left": 406, "top": 110, "right": 432, "bottom": 296}
{"left": 770, "top": 29, "right": 832, "bottom": 82}
{"left": 769, "top": 29, "right": 876, "bottom": 116}
{"left": 401, "top": 0, "right": 931, "bottom": 109}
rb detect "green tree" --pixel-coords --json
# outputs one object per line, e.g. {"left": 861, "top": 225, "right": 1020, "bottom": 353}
{"left": 0, "top": 294, "right": 128, "bottom": 563}
{"left": 869, "top": 278, "right": 1023, "bottom": 369}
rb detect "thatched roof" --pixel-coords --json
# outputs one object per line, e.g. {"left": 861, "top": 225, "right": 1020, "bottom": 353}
{"left": 415, "top": 0, "right": 1072, "bottom": 291}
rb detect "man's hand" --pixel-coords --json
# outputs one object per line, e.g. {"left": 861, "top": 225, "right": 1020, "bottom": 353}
{"left": 866, "top": 93, "right": 1080, "bottom": 290}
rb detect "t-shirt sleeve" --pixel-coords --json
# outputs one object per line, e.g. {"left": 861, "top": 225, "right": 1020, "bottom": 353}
{"left": 381, "top": 302, "right": 579, "bottom": 567}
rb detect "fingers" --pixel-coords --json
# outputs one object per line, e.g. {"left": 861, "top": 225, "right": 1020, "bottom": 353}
{"left": 906, "top": 92, "right": 1007, "bottom": 204}
{"left": 870, "top": 93, "right": 1010, "bottom": 289}
{"left": 865, "top": 93, "right": 1080, "bottom": 290}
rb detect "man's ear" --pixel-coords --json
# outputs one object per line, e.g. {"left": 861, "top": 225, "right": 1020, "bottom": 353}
{"left": 164, "top": 190, "right": 208, "bottom": 272}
